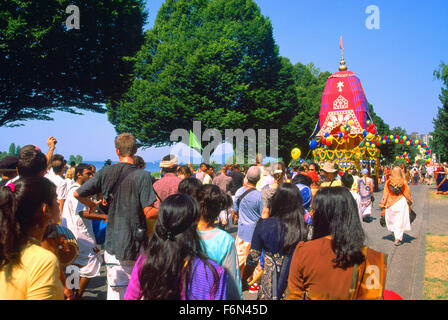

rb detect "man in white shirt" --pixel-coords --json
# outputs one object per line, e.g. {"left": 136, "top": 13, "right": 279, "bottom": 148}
{"left": 62, "top": 163, "right": 104, "bottom": 299}
{"left": 45, "top": 154, "right": 69, "bottom": 216}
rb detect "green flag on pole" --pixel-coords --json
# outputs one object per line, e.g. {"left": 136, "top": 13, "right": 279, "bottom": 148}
{"left": 189, "top": 130, "right": 202, "bottom": 150}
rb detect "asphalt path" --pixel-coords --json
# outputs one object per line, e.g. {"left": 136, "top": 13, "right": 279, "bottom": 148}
{"left": 81, "top": 182, "right": 434, "bottom": 300}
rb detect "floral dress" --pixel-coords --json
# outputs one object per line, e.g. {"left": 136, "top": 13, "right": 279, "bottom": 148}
{"left": 246, "top": 217, "right": 293, "bottom": 300}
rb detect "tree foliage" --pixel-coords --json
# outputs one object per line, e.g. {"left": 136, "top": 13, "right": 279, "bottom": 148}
{"left": 69, "top": 154, "right": 83, "bottom": 165}
{"left": 108, "top": 0, "right": 298, "bottom": 161}
{"left": 431, "top": 62, "right": 448, "bottom": 161}
{"left": 0, "top": 0, "right": 147, "bottom": 127}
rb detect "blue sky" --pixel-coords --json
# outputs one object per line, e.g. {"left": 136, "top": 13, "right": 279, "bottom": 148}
{"left": 1, "top": 0, "right": 447, "bottom": 161}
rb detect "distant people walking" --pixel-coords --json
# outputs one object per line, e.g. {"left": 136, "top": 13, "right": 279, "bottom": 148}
{"left": 358, "top": 168, "right": 374, "bottom": 223}
{"left": 435, "top": 162, "right": 448, "bottom": 195}
{"left": 124, "top": 194, "right": 227, "bottom": 300}
{"left": 379, "top": 167, "right": 413, "bottom": 246}
{"left": 287, "top": 187, "right": 387, "bottom": 300}
{"left": 74, "top": 133, "right": 157, "bottom": 300}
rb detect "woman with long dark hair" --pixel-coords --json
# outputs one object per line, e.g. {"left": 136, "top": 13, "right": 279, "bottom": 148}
{"left": 287, "top": 187, "right": 387, "bottom": 300}
{"left": 0, "top": 177, "right": 64, "bottom": 299}
{"left": 241, "top": 183, "right": 308, "bottom": 300}
{"left": 124, "top": 193, "right": 227, "bottom": 300}
{"left": 196, "top": 184, "right": 242, "bottom": 299}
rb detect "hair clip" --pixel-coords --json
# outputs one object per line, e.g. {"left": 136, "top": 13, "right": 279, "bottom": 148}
{"left": 6, "top": 183, "right": 15, "bottom": 193}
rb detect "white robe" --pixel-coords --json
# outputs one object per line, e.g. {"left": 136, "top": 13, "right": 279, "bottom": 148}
{"left": 385, "top": 196, "right": 411, "bottom": 241}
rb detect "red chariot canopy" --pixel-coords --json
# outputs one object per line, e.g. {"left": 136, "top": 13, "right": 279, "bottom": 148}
{"left": 313, "top": 70, "right": 373, "bottom": 137}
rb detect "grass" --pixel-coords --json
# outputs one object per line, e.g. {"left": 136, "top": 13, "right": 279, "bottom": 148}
{"left": 424, "top": 235, "right": 448, "bottom": 300}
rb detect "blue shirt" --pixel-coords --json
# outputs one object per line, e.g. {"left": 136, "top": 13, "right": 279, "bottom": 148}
{"left": 198, "top": 228, "right": 242, "bottom": 300}
{"left": 233, "top": 186, "right": 263, "bottom": 243}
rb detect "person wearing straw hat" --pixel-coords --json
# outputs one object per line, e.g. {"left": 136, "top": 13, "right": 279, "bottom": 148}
{"left": 319, "top": 163, "right": 342, "bottom": 187}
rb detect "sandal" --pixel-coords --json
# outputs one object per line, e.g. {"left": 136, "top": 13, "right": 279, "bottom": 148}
{"left": 394, "top": 240, "right": 402, "bottom": 246}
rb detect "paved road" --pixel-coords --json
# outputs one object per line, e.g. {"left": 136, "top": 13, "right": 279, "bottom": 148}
{"left": 81, "top": 182, "right": 443, "bottom": 300}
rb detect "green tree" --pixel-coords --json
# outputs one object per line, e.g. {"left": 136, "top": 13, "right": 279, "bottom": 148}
{"left": 8, "top": 143, "right": 16, "bottom": 156}
{"left": 69, "top": 154, "right": 83, "bottom": 165}
{"left": 431, "top": 62, "right": 448, "bottom": 161}
{"left": 108, "top": 0, "right": 298, "bottom": 162}
{"left": 284, "top": 62, "right": 331, "bottom": 159}
{"left": 0, "top": 0, "right": 147, "bottom": 127}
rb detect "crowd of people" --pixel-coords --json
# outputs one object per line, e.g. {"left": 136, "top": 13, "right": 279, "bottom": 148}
{"left": 0, "top": 133, "right": 436, "bottom": 300}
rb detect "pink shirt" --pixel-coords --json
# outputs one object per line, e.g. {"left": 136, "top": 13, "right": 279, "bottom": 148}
{"left": 153, "top": 173, "right": 182, "bottom": 208}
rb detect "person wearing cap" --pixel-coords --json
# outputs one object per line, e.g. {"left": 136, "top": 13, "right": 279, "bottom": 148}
{"left": 319, "top": 163, "right": 342, "bottom": 187}
{"left": 233, "top": 166, "right": 264, "bottom": 292}
{"left": 0, "top": 156, "right": 18, "bottom": 187}
{"left": 261, "top": 162, "right": 286, "bottom": 219}
{"left": 153, "top": 154, "right": 182, "bottom": 208}
{"left": 358, "top": 168, "right": 374, "bottom": 222}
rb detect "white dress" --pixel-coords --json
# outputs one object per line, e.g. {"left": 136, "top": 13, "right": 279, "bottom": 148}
{"left": 385, "top": 196, "right": 411, "bottom": 241}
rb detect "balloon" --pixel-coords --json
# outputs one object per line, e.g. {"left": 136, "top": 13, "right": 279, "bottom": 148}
{"left": 346, "top": 126, "right": 351, "bottom": 132}
{"left": 366, "top": 120, "right": 371, "bottom": 125}
{"left": 366, "top": 142, "right": 370, "bottom": 147}
{"left": 338, "top": 132, "right": 343, "bottom": 138}
{"left": 395, "top": 139, "right": 399, "bottom": 144}
{"left": 340, "top": 126, "right": 345, "bottom": 132}
{"left": 399, "top": 140, "right": 404, "bottom": 144}
{"left": 348, "top": 120, "right": 354, "bottom": 125}
{"left": 366, "top": 133, "right": 373, "bottom": 140}
{"left": 406, "top": 141, "right": 410, "bottom": 146}
{"left": 382, "top": 140, "right": 386, "bottom": 144}
{"left": 291, "top": 148, "right": 301, "bottom": 160}
{"left": 324, "top": 133, "right": 330, "bottom": 138}
{"left": 403, "top": 136, "right": 407, "bottom": 140}
{"left": 326, "top": 139, "right": 332, "bottom": 146}
{"left": 371, "top": 128, "right": 377, "bottom": 134}
{"left": 321, "top": 138, "right": 327, "bottom": 145}
{"left": 309, "top": 140, "right": 318, "bottom": 150}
